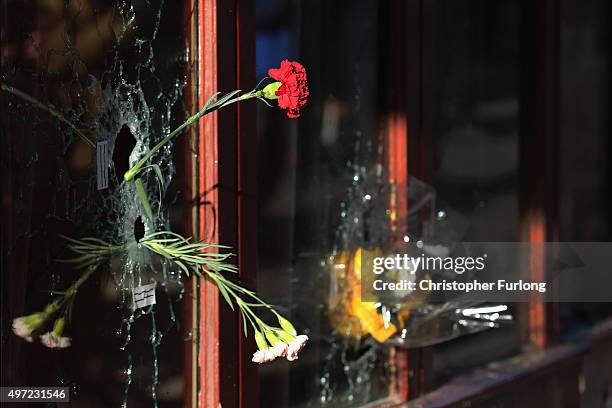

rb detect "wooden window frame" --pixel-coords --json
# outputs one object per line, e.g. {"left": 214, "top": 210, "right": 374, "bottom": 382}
{"left": 183, "top": 0, "right": 257, "bottom": 407}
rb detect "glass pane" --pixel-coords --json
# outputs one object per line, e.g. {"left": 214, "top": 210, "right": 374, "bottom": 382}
{"left": 558, "top": 0, "right": 612, "bottom": 338}
{"left": 254, "top": 0, "right": 524, "bottom": 402}
{"left": 431, "top": 0, "right": 520, "bottom": 241}
{"left": 1, "top": 1, "right": 188, "bottom": 406}
{"left": 428, "top": 0, "right": 521, "bottom": 385}
{"left": 256, "top": 1, "right": 398, "bottom": 406}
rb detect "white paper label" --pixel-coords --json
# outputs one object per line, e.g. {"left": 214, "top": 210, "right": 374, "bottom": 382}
{"left": 96, "top": 140, "right": 109, "bottom": 190}
{"left": 133, "top": 282, "right": 156, "bottom": 309}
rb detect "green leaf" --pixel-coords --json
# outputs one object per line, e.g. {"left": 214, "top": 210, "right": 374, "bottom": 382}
{"left": 139, "top": 164, "right": 166, "bottom": 215}
{"left": 257, "top": 96, "right": 274, "bottom": 107}
{"left": 253, "top": 76, "right": 269, "bottom": 91}
{"left": 135, "top": 178, "right": 155, "bottom": 224}
{"left": 175, "top": 260, "right": 190, "bottom": 276}
{"left": 150, "top": 164, "right": 165, "bottom": 216}
{"left": 213, "top": 276, "right": 235, "bottom": 311}
{"left": 204, "top": 92, "right": 221, "bottom": 111}
{"left": 215, "top": 90, "right": 242, "bottom": 108}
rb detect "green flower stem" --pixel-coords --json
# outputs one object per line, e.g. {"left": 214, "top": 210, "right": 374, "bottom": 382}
{"left": 209, "top": 272, "right": 277, "bottom": 336}
{"left": 62, "top": 264, "right": 98, "bottom": 301}
{"left": 60, "top": 236, "right": 124, "bottom": 270}
{"left": 138, "top": 232, "right": 292, "bottom": 340}
{"left": 31, "top": 264, "right": 98, "bottom": 332}
{"left": 124, "top": 90, "right": 261, "bottom": 182}
{"left": 236, "top": 298, "right": 261, "bottom": 331}
{"left": 1, "top": 82, "right": 96, "bottom": 148}
{"left": 216, "top": 274, "right": 274, "bottom": 312}
{"left": 201, "top": 268, "right": 266, "bottom": 336}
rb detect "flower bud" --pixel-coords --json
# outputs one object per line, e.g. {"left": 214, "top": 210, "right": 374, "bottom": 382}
{"left": 254, "top": 330, "right": 269, "bottom": 350}
{"left": 13, "top": 312, "right": 48, "bottom": 341}
{"left": 43, "top": 302, "right": 59, "bottom": 315}
{"left": 275, "top": 329, "right": 296, "bottom": 344}
{"left": 24, "top": 313, "right": 46, "bottom": 328}
{"left": 53, "top": 317, "right": 66, "bottom": 337}
{"left": 286, "top": 334, "right": 308, "bottom": 361}
{"left": 277, "top": 315, "right": 297, "bottom": 336}
{"left": 264, "top": 330, "right": 281, "bottom": 346}
{"left": 261, "top": 82, "right": 282, "bottom": 100}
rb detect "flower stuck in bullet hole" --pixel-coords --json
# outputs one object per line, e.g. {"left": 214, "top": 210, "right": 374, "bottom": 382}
{"left": 4, "top": 59, "right": 311, "bottom": 361}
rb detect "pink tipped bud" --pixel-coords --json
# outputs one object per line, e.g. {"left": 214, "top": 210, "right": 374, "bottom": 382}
{"left": 286, "top": 335, "right": 308, "bottom": 362}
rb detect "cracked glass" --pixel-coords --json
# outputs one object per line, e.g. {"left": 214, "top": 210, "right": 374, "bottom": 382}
{"left": 2, "top": 1, "right": 188, "bottom": 406}
{"left": 256, "top": 1, "right": 398, "bottom": 406}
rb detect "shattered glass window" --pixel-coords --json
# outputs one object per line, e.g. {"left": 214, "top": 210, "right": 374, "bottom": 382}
{"left": 256, "top": 1, "right": 399, "bottom": 406}
{"left": 2, "top": 1, "right": 188, "bottom": 406}
{"left": 256, "top": 0, "right": 522, "bottom": 405}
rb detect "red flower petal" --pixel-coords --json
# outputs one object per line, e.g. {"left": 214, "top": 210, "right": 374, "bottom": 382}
{"left": 267, "top": 60, "right": 309, "bottom": 118}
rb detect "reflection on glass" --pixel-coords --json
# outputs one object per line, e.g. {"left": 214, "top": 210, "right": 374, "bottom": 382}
{"left": 432, "top": 0, "right": 520, "bottom": 241}
{"left": 429, "top": 0, "right": 520, "bottom": 386}
{"left": 256, "top": 1, "right": 397, "bottom": 406}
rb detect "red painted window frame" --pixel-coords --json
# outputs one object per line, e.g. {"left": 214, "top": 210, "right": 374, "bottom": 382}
{"left": 183, "top": 1, "right": 257, "bottom": 407}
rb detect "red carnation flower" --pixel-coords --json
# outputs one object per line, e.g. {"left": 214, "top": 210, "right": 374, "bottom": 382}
{"left": 267, "top": 60, "right": 309, "bottom": 118}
